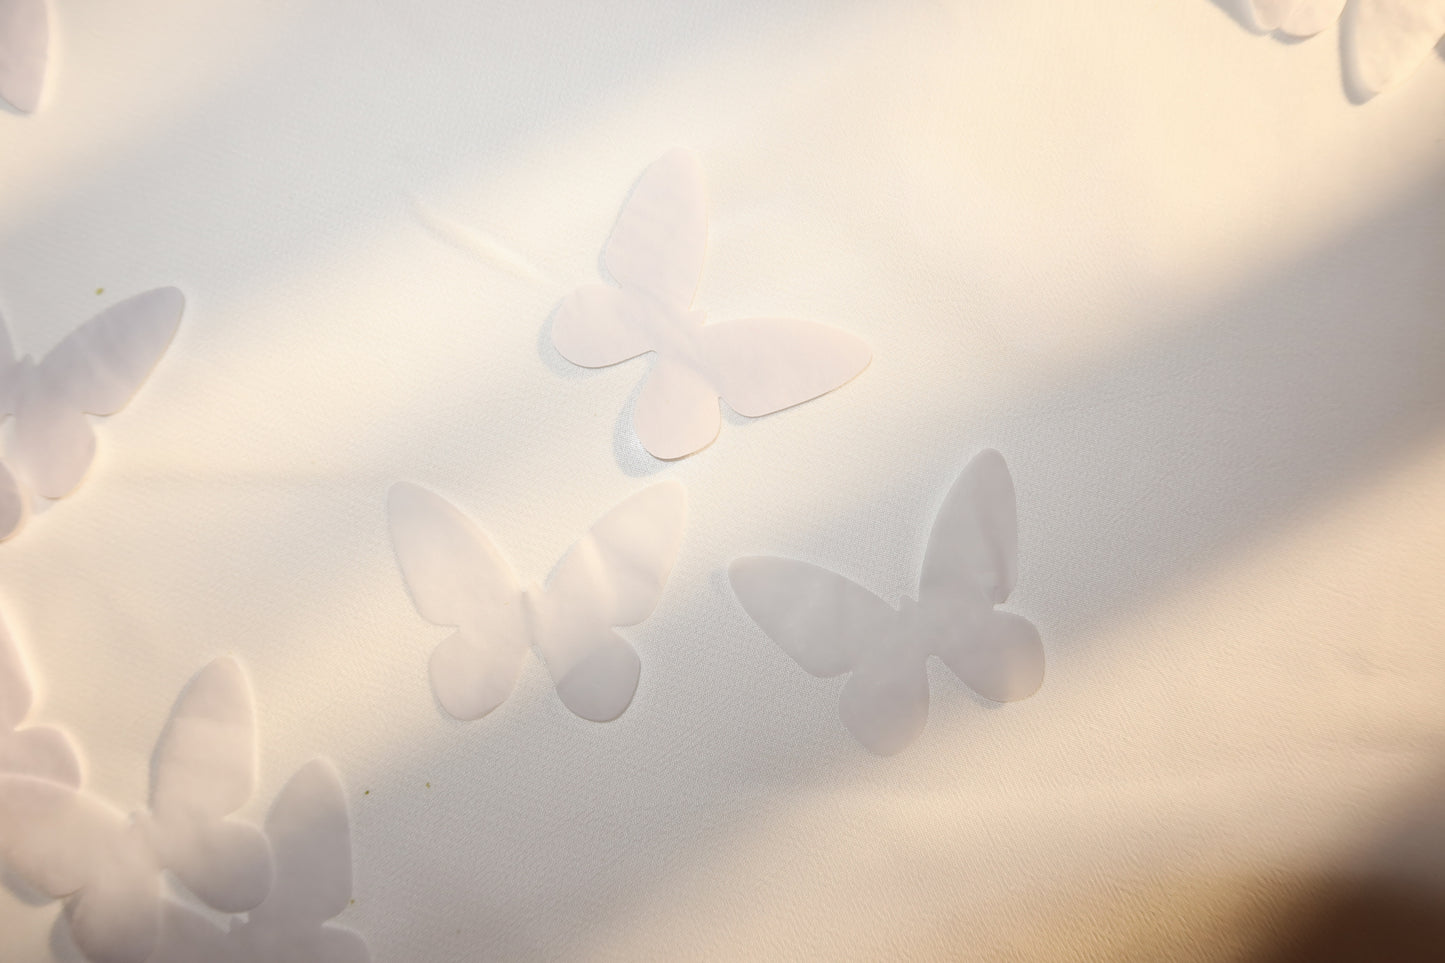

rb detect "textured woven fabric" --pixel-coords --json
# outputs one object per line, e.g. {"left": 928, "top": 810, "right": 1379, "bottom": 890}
{"left": 1, "top": 1, "right": 1443, "bottom": 960}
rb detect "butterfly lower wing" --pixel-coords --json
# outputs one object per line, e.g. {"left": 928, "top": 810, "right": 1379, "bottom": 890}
{"left": 533, "top": 483, "right": 686, "bottom": 721}
{"left": 934, "top": 609, "right": 1044, "bottom": 703}
{"left": 65, "top": 869, "right": 164, "bottom": 963}
{"left": 700, "top": 318, "right": 870, "bottom": 419}
{"left": 388, "top": 483, "right": 530, "bottom": 720}
{"left": 633, "top": 357, "right": 721, "bottom": 459}
{"left": 9, "top": 381, "right": 96, "bottom": 499}
{"left": 551, "top": 284, "right": 653, "bottom": 368}
{"left": 603, "top": 148, "right": 708, "bottom": 309}
{"left": 0, "top": 0, "right": 46, "bottom": 113}
{"left": 146, "top": 658, "right": 272, "bottom": 913}
{"left": 248, "top": 759, "right": 356, "bottom": 928}
{"left": 728, "top": 557, "right": 893, "bottom": 678}
{"left": 838, "top": 655, "right": 931, "bottom": 757}
{"left": 1345, "top": 0, "right": 1445, "bottom": 95}
{"left": 919, "top": 449, "right": 1019, "bottom": 608}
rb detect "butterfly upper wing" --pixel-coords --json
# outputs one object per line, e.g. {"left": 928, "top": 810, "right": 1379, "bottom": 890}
{"left": 918, "top": 450, "right": 1044, "bottom": 703}
{"left": 145, "top": 657, "right": 272, "bottom": 914}
{"left": 604, "top": 148, "right": 708, "bottom": 308}
{"left": 249, "top": 759, "right": 354, "bottom": 929}
{"left": 10, "top": 287, "right": 184, "bottom": 499}
{"left": 552, "top": 149, "right": 707, "bottom": 372}
{"left": 0, "top": 610, "right": 80, "bottom": 784}
{"left": 700, "top": 318, "right": 871, "bottom": 419}
{"left": 919, "top": 449, "right": 1018, "bottom": 608}
{"left": 0, "top": 0, "right": 46, "bottom": 113}
{"left": 1345, "top": 0, "right": 1445, "bottom": 95}
{"left": 387, "top": 482, "right": 530, "bottom": 720}
{"left": 533, "top": 482, "right": 687, "bottom": 721}
{"left": 728, "top": 557, "right": 894, "bottom": 678}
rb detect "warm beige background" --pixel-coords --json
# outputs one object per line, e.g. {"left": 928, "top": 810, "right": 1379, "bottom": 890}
{"left": 1, "top": 1, "right": 1443, "bottom": 960}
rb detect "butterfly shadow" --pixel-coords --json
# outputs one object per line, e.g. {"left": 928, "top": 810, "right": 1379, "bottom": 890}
{"left": 47, "top": 909, "right": 88, "bottom": 963}
{"left": 610, "top": 369, "right": 669, "bottom": 478}
{"left": 536, "top": 304, "right": 589, "bottom": 381}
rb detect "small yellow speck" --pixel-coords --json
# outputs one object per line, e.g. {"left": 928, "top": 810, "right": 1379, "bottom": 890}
{"left": 363, "top": 789, "right": 369, "bottom": 795}
{"left": 350, "top": 899, "right": 355, "bottom": 906}
{"left": 95, "top": 287, "right": 104, "bottom": 295}
{"left": 426, "top": 781, "right": 431, "bottom": 788}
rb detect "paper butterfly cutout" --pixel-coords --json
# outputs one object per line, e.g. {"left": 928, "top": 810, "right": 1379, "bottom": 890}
{"left": 0, "top": 287, "right": 184, "bottom": 541}
{"left": 551, "top": 148, "right": 871, "bottom": 459}
{"left": 729, "top": 449, "right": 1043, "bottom": 756}
{"left": 0, "top": 607, "right": 80, "bottom": 786}
{"left": 0, "top": 657, "right": 273, "bottom": 963}
{"left": 150, "top": 758, "right": 371, "bottom": 963}
{"left": 0, "top": 0, "right": 46, "bottom": 113}
{"left": 1247, "top": 0, "right": 1445, "bottom": 95}
{"left": 389, "top": 480, "right": 687, "bottom": 723}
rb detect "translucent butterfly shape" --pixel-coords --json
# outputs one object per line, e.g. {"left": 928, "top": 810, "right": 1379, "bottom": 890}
{"left": 388, "top": 481, "right": 686, "bottom": 723}
{"left": 1247, "top": 0, "right": 1445, "bottom": 95}
{"left": 0, "top": 606, "right": 79, "bottom": 786}
{"left": 0, "top": 0, "right": 46, "bottom": 113}
{"left": 0, "top": 657, "right": 273, "bottom": 963}
{"left": 729, "top": 449, "right": 1043, "bottom": 755}
{"left": 151, "top": 758, "right": 371, "bottom": 963}
{"left": 551, "top": 148, "right": 871, "bottom": 459}
{"left": 0, "top": 287, "right": 185, "bottom": 541}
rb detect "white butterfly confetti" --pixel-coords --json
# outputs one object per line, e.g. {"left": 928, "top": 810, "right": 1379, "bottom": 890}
{"left": 389, "top": 481, "right": 687, "bottom": 723}
{"left": 551, "top": 148, "right": 871, "bottom": 459}
{"left": 730, "top": 450, "right": 1043, "bottom": 755}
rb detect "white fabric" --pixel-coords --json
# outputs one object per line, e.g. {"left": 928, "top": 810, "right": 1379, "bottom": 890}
{"left": 0, "top": 1, "right": 1443, "bottom": 960}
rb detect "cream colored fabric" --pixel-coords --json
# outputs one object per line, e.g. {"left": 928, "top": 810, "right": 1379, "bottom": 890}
{"left": 0, "top": 1, "right": 1442, "bottom": 960}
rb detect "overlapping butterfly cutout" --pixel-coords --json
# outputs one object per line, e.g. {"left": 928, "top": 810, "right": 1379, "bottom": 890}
{"left": 0, "top": 655, "right": 369, "bottom": 963}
